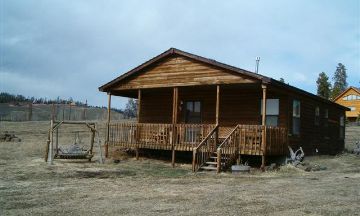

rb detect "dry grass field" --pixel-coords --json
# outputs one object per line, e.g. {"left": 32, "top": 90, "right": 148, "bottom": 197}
{"left": 0, "top": 121, "right": 359, "bottom": 215}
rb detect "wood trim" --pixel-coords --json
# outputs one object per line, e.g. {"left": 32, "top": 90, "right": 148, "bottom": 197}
{"left": 172, "top": 87, "right": 179, "bottom": 124}
{"left": 171, "top": 87, "right": 179, "bottom": 167}
{"left": 216, "top": 85, "right": 220, "bottom": 125}
{"left": 137, "top": 89, "right": 141, "bottom": 123}
{"left": 261, "top": 84, "right": 267, "bottom": 169}
{"left": 105, "top": 93, "right": 111, "bottom": 158}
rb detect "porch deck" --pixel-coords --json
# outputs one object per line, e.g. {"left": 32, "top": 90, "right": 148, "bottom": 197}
{"left": 107, "top": 122, "right": 288, "bottom": 161}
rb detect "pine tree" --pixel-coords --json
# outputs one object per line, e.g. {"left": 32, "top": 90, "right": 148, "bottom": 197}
{"left": 331, "top": 63, "right": 348, "bottom": 99}
{"left": 279, "top": 78, "right": 285, "bottom": 83}
{"left": 316, "top": 72, "right": 331, "bottom": 99}
{"left": 123, "top": 98, "right": 137, "bottom": 119}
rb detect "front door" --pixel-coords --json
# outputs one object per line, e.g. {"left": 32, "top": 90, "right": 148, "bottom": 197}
{"left": 184, "top": 101, "right": 201, "bottom": 123}
{"left": 184, "top": 101, "right": 201, "bottom": 143}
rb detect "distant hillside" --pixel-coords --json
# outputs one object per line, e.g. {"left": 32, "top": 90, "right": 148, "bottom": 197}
{"left": 0, "top": 103, "right": 123, "bottom": 121}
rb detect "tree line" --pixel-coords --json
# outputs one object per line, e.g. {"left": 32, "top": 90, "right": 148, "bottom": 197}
{"left": 0, "top": 92, "right": 128, "bottom": 116}
{"left": 0, "top": 92, "right": 88, "bottom": 106}
{"left": 316, "top": 63, "right": 350, "bottom": 100}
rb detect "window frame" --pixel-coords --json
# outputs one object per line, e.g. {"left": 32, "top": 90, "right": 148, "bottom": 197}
{"left": 260, "top": 98, "right": 280, "bottom": 127}
{"left": 183, "top": 100, "right": 202, "bottom": 123}
{"left": 314, "top": 106, "right": 320, "bottom": 126}
{"left": 323, "top": 108, "right": 329, "bottom": 128}
{"left": 292, "top": 99, "right": 301, "bottom": 135}
{"left": 339, "top": 115, "right": 345, "bottom": 139}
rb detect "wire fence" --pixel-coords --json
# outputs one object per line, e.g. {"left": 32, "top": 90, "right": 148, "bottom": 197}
{"left": 0, "top": 103, "right": 123, "bottom": 122}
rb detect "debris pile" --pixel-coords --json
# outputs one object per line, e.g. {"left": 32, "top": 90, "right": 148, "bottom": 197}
{"left": 0, "top": 131, "right": 21, "bottom": 142}
{"left": 353, "top": 141, "right": 360, "bottom": 155}
{"left": 297, "top": 161, "right": 327, "bottom": 172}
{"left": 111, "top": 148, "right": 131, "bottom": 163}
{"left": 284, "top": 146, "right": 326, "bottom": 172}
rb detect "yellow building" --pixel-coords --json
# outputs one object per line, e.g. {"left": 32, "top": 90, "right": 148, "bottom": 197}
{"left": 334, "top": 86, "right": 360, "bottom": 122}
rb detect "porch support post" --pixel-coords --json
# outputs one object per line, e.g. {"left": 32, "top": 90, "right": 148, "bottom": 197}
{"left": 216, "top": 85, "right": 220, "bottom": 125}
{"left": 105, "top": 93, "right": 111, "bottom": 158}
{"left": 261, "top": 84, "right": 267, "bottom": 170}
{"left": 171, "top": 87, "right": 178, "bottom": 167}
{"left": 215, "top": 85, "right": 220, "bottom": 145}
{"left": 135, "top": 89, "right": 141, "bottom": 160}
{"left": 137, "top": 89, "right": 142, "bottom": 123}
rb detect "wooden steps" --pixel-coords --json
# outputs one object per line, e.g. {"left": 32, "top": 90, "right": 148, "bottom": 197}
{"left": 200, "top": 151, "right": 228, "bottom": 172}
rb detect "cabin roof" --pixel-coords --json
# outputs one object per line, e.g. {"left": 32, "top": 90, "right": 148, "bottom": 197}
{"left": 333, "top": 86, "right": 360, "bottom": 101}
{"left": 99, "top": 47, "right": 348, "bottom": 110}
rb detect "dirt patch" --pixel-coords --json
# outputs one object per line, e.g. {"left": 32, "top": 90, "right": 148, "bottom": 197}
{"left": 1, "top": 121, "right": 360, "bottom": 215}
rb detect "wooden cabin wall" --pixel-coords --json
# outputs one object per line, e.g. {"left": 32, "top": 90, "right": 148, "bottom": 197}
{"left": 219, "top": 88, "right": 288, "bottom": 128}
{"left": 219, "top": 88, "right": 261, "bottom": 126}
{"left": 139, "top": 86, "right": 289, "bottom": 128}
{"left": 139, "top": 89, "right": 172, "bottom": 123}
{"left": 287, "top": 93, "right": 345, "bottom": 155}
{"left": 113, "top": 55, "right": 257, "bottom": 90}
{"left": 177, "top": 87, "right": 216, "bottom": 124}
{"left": 138, "top": 85, "right": 345, "bottom": 155}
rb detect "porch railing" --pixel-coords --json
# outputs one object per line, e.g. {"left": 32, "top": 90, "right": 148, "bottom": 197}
{"left": 266, "top": 126, "right": 288, "bottom": 155}
{"left": 108, "top": 122, "right": 215, "bottom": 151}
{"left": 216, "top": 124, "right": 288, "bottom": 172}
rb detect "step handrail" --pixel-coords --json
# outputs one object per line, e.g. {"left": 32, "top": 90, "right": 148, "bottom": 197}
{"left": 216, "top": 124, "right": 240, "bottom": 173}
{"left": 192, "top": 124, "right": 219, "bottom": 172}
{"left": 194, "top": 125, "right": 219, "bottom": 150}
{"left": 217, "top": 125, "right": 240, "bottom": 149}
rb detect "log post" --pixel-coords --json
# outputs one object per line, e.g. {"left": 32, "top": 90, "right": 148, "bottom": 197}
{"left": 216, "top": 85, "right": 220, "bottom": 125}
{"left": 192, "top": 149, "right": 196, "bottom": 172}
{"left": 217, "top": 148, "right": 221, "bottom": 173}
{"left": 51, "top": 103, "right": 55, "bottom": 121}
{"left": 171, "top": 87, "right": 178, "bottom": 167}
{"left": 135, "top": 89, "right": 141, "bottom": 160}
{"left": 105, "top": 93, "right": 111, "bottom": 158}
{"left": 261, "top": 84, "right": 267, "bottom": 170}
{"left": 48, "top": 120, "right": 54, "bottom": 165}
{"left": 215, "top": 85, "right": 220, "bottom": 145}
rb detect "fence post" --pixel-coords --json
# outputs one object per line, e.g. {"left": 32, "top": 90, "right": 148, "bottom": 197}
{"left": 217, "top": 148, "right": 221, "bottom": 173}
{"left": 192, "top": 149, "right": 196, "bottom": 172}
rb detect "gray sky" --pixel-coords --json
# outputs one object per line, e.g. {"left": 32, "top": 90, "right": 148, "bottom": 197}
{"left": 1, "top": 0, "right": 359, "bottom": 109}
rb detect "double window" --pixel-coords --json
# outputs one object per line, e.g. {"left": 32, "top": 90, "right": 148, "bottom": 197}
{"left": 260, "top": 99, "right": 279, "bottom": 126}
{"left": 292, "top": 100, "right": 301, "bottom": 135}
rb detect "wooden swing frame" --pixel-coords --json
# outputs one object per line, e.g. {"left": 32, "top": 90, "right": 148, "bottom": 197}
{"left": 45, "top": 120, "right": 96, "bottom": 163}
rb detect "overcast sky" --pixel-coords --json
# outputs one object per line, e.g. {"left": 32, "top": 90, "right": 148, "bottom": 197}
{"left": 1, "top": 0, "right": 359, "bottom": 109}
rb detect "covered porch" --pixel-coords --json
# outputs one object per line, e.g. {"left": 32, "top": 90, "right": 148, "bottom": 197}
{"left": 104, "top": 84, "right": 288, "bottom": 172}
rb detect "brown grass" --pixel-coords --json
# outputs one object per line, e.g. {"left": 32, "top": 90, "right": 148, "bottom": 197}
{"left": 0, "top": 121, "right": 359, "bottom": 215}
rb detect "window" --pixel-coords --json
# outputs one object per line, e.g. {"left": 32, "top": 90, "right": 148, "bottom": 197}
{"left": 314, "top": 106, "right": 320, "bottom": 126}
{"left": 339, "top": 115, "right": 345, "bottom": 139}
{"left": 184, "top": 101, "right": 201, "bottom": 123}
{"left": 292, "top": 100, "right": 301, "bottom": 135}
{"left": 343, "top": 95, "right": 360, "bottom": 101}
{"left": 260, "top": 99, "right": 279, "bottom": 126}
{"left": 324, "top": 109, "right": 329, "bottom": 128}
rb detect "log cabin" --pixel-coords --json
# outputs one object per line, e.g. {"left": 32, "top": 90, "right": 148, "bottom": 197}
{"left": 99, "top": 48, "right": 348, "bottom": 172}
{"left": 333, "top": 86, "right": 360, "bottom": 122}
